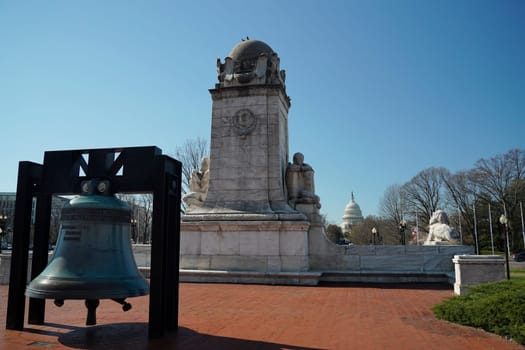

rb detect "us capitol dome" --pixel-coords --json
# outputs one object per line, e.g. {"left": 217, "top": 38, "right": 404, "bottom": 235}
{"left": 341, "top": 192, "right": 364, "bottom": 232}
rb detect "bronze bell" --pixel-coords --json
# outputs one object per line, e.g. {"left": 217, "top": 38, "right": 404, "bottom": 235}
{"left": 25, "top": 180, "right": 149, "bottom": 325}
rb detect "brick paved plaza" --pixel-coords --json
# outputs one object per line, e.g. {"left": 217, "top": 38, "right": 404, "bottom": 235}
{"left": 1, "top": 282, "right": 523, "bottom": 349}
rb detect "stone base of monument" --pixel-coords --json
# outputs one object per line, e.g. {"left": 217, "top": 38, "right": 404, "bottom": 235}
{"left": 172, "top": 222, "right": 475, "bottom": 285}
{"left": 128, "top": 238, "right": 475, "bottom": 286}
{"left": 453, "top": 255, "right": 505, "bottom": 295}
{"left": 125, "top": 227, "right": 475, "bottom": 286}
{"left": 180, "top": 220, "right": 311, "bottom": 274}
{"left": 178, "top": 269, "right": 322, "bottom": 285}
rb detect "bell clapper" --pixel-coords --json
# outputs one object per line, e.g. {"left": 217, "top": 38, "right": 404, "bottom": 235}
{"left": 112, "top": 298, "right": 132, "bottom": 312}
{"left": 85, "top": 299, "right": 100, "bottom": 326}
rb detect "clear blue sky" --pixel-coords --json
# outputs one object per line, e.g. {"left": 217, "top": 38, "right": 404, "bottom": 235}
{"left": 1, "top": 1, "right": 524, "bottom": 224}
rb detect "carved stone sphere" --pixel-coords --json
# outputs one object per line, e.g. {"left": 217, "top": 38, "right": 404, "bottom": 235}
{"left": 228, "top": 39, "right": 274, "bottom": 62}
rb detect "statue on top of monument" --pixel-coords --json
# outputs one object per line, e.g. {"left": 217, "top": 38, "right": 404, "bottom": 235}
{"left": 286, "top": 152, "right": 321, "bottom": 209}
{"left": 182, "top": 156, "right": 210, "bottom": 210}
{"left": 216, "top": 39, "right": 286, "bottom": 88}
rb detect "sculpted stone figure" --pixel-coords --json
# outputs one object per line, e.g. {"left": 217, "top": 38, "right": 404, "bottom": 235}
{"left": 182, "top": 157, "right": 210, "bottom": 209}
{"left": 217, "top": 57, "right": 234, "bottom": 83}
{"left": 286, "top": 152, "right": 321, "bottom": 209}
{"left": 216, "top": 39, "right": 286, "bottom": 88}
{"left": 269, "top": 53, "right": 286, "bottom": 86}
{"left": 425, "top": 210, "right": 460, "bottom": 245}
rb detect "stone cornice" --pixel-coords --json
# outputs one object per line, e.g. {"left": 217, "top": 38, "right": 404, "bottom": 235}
{"left": 209, "top": 84, "right": 291, "bottom": 108}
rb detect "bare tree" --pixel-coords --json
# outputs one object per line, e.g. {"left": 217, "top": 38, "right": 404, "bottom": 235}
{"left": 172, "top": 137, "right": 209, "bottom": 202}
{"left": 472, "top": 149, "right": 525, "bottom": 208}
{"left": 401, "top": 167, "right": 449, "bottom": 232}
{"left": 379, "top": 184, "right": 408, "bottom": 244}
{"left": 440, "top": 169, "right": 479, "bottom": 245}
{"left": 349, "top": 215, "right": 397, "bottom": 245}
{"left": 137, "top": 194, "right": 153, "bottom": 244}
{"left": 379, "top": 184, "right": 407, "bottom": 225}
{"left": 117, "top": 194, "right": 153, "bottom": 244}
{"left": 470, "top": 149, "right": 525, "bottom": 250}
{"left": 473, "top": 152, "right": 515, "bottom": 205}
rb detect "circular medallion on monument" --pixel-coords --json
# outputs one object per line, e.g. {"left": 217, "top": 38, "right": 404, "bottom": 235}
{"left": 233, "top": 108, "right": 257, "bottom": 137}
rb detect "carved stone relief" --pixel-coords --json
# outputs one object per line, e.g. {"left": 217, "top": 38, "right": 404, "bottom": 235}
{"left": 233, "top": 109, "right": 257, "bottom": 137}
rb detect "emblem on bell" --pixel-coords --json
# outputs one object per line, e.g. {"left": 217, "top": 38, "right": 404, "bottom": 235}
{"left": 25, "top": 179, "right": 149, "bottom": 325}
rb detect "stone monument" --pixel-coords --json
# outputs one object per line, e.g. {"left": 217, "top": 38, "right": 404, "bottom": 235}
{"left": 180, "top": 39, "right": 312, "bottom": 277}
{"left": 185, "top": 39, "right": 304, "bottom": 220}
{"left": 173, "top": 38, "right": 473, "bottom": 285}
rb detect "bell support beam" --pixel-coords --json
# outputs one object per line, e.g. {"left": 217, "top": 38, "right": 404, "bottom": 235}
{"left": 6, "top": 162, "right": 43, "bottom": 330}
{"left": 28, "top": 192, "right": 53, "bottom": 324}
{"left": 149, "top": 156, "right": 181, "bottom": 337}
{"left": 5, "top": 146, "right": 182, "bottom": 339}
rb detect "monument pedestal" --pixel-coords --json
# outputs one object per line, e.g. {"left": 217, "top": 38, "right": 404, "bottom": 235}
{"left": 180, "top": 220, "right": 310, "bottom": 274}
{"left": 453, "top": 255, "right": 505, "bottom": 295}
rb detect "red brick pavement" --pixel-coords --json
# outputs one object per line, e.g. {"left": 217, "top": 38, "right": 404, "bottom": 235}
{"left": 1, "top": 282, "right": 523, "bottom": 349}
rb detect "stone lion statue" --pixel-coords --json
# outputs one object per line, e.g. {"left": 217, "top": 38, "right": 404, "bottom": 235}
{"left": 424, "top": 210, "right": 460, "bottom": 245}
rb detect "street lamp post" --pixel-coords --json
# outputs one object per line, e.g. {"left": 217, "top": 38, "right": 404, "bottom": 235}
{"left": 0, "top": 214, "right": 7, "bottom": 253}
{"left": 130, "top": 218, "right": 138, "bottom": 243}
{"left": 399, "top": 220, "right": 407, "bottom": 245}
{"left": 499, "top": 214, "right": 511, "bottom": 280}
{"left": 371, "top": 227, "right": 382, "bottom": 245}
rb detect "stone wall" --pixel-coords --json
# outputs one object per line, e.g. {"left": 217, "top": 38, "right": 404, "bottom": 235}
{"left": 308, "top": 223, "right": 473, "bottom": 274}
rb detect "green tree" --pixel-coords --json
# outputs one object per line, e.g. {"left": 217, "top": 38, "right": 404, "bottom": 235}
{"left": 325, "top": 224, "right": 343, "bottom": 243}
